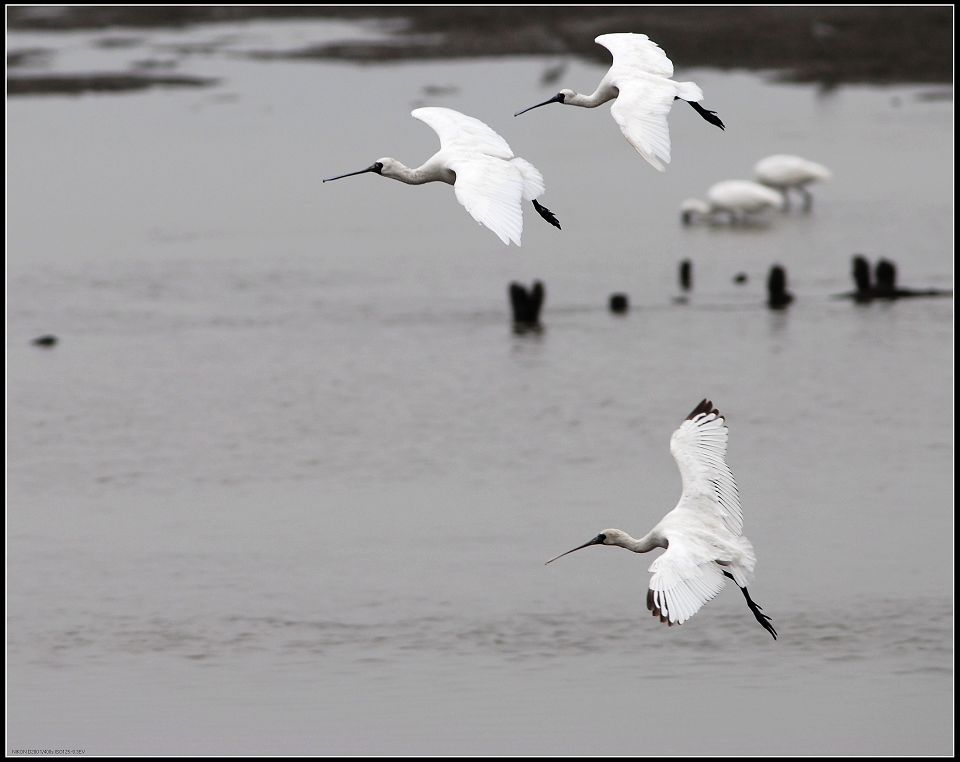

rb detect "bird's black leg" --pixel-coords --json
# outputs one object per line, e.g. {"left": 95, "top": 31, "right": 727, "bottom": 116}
{"left": 801, "top": 186, "right": 813, "bottom": 212}
{"left": 723, "top": 571, "right": 778, "bottom": 640}
{"left": 532, "top": 199, "right": 561, "bottom": 230}
{"left": 675, "top": 97, "right": 725, "bottom": 130}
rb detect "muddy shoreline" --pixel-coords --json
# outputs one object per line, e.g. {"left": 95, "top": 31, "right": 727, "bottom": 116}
{"left": 7, "top": 6, "right": 954, "bottom": 85}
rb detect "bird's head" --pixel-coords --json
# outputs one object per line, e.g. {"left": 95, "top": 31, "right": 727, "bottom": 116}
{"left": 514, "top": 89, "right": 570, "bottom": 117}
{"left": 545, "top": 529, "right": 624, "bottom": 564}
{"left": 322, "top": 160, "right": 385, "bottom": 183}
{"left": 680, "top": 198, "right": 711, "bottom": 225}
{"left": 375, "top": 158, "right": 410, "bottom": 180}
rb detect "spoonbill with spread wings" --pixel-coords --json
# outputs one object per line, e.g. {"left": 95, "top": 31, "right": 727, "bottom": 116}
{"left": 324, "top": 107, "right": 561, "bottom": 246}
{"left": 547, "top": 399, "right": 777, "bottom": 639}
{"left": 514, "top": 33, "right": 724, "bottom": 171}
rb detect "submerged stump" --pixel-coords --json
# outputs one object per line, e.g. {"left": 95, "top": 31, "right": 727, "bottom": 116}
{"left": 509, "top": 280, "right": 545, "bottom": 333}
{"left": 767, "top": 265, "right": 794, "bottom": 309}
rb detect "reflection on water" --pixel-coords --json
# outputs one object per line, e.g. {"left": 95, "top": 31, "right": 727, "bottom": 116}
{"left": 7, "top": 17, "right": 953, "bottom": 757}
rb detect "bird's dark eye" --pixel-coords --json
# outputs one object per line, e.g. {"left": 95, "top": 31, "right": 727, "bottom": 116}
{"left": 557, "top": 93, "right": 566, "bottom": 103}
{"left": 597, "top": 533, "right": 606, "bottom": 543}
{"left": 373, "top": 162, "right": 384, "bottom": 173}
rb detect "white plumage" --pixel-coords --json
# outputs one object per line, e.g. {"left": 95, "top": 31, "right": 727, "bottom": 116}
{"left": 324, "top": 107, "right": 560, "bottom": 246}
{"left": 681, "top": 180, "right": 785, "bottom": 224}
{"left": 514, "top": 33, "right": 724, "bottom": 172}
{"left": 546, "top": 400, "right": 777, "bottom": 639}
{"left": 754, "top": 154, "right": 832, "bottom": 210}
{"left": 598, "top": 33, "right": 701, "bottom": 171}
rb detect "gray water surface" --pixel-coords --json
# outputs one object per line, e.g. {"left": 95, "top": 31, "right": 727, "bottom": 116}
{"left": 7, "top": 19, "right": 954, "bottom": 756}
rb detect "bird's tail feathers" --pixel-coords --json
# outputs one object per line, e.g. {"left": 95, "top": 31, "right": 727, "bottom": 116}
{"left": 728, "top": 535, "right": 756, "bottom": 586}
{"left": 510, "top": 158, "right": 546, "bottom": 201}
{"left": 676, "top": 81, "right": 704, "bottom": 102}
{"left": 808, "top": 162, "right": 833, "bottom": 181}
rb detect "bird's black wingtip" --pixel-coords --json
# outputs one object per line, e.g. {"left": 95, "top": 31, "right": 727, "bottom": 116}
{"left": 686, "top": 398, "right": 720, "bottom": 420}
{"left": 532, "top": 199, "right": 561, "bottom": 230}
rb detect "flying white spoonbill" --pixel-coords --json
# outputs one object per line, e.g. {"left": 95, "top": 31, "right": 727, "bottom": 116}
{"left": 547, "top": 399, "right": 777, "bottom": 639}
{"left": 514, "top": 33, "right": 724, "bottom": 172}
{"left": 754, "top": 154, "right": 832, "bottom": 211}
{"left": 681, "top": 180, "right": 785, "bottom": 225}
{"left": 324, "top": 107, "right": 560, "bottom": 246}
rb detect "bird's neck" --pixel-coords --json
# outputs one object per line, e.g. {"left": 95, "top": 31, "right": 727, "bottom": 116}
{"left": 568, "top": 84, "right": 617, "bottom": 109}
{"left": 614, "top": 530, "right": 664, "bottom": 554}
{"left": 384, "top": 161, "right": 448, "bottom": 186}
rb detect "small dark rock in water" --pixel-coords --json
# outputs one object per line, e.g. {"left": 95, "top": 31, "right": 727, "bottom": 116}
{"left": 767, "top": 265, "right": 794, "bottom": 309}
{"left": 679, "top": 259, "right": 692, "bottom": 292}
{"left": 32, "top": 334, "right": 58, "bottom": 347}
{"left": 509, "top": 280, "right": 545, "bottom": 331}
{"left": 733, "top": 272, "right": 748, "bottom": 284}
{"left": 609, "top": 293, "right": 629, "bottom": 314}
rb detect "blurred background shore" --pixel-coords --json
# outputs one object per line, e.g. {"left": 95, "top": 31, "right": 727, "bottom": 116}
{"left": 9, "top": 5, "right": 954, "bottom": 93}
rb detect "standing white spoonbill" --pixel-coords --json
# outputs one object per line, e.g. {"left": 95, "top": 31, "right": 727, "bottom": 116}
{"left": 754, "top": 154, "right": 832, "bottom": 211}
{"left": 681, "top": 180, "right": 785, "bottom": 225}
{"left": 514, "top": 33, "right": 724, "bottom": 172}
{"left": 323, "top": 107, "right": 560, "bottom": 246}
{"left": 546, "top": 399, "right": 777, "bottom": 639}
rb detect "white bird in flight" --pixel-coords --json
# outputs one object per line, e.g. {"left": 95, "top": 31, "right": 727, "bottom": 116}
{"left": 681, "top": 180, "right": 785, "bottom": 225}
{"left": 547, "top": 399, "right": 777, "bottom": 640}
{"left": 323, "top": 107, "right": 561, "bottom": 246}
{"left": 514, "top": 33, "right": 724, "bottom": 172}
{"left": 754, "top": 154, "right": 832, "bottom": 211}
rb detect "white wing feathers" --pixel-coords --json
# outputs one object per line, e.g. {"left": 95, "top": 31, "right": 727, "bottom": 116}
{"left": 669, "top": 399, "right": 744, "bottom": 536}
{"left": 596, "top": 34, "right": 689, "bottom": 172}
{"left": 449, "top": 156, "right": 525, "bottom": 246}
{"left": 595, "top": 33, "right": 674, "bottom": 78}
{"left": 609, "top": 78, "right": 676, "bottom": 172}
{"left": 411, "top": 107, "right": 514, "bottom": 158}
{"left": 647, "top": 541, "right": 727, "bottom": 625}
{"left": 411, "top": 107, "right": 545, "bottom": 246}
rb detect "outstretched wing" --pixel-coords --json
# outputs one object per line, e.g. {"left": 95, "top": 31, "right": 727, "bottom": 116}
{"left": 669, "top": 399, "right": 744, "bottom": 536}
{"left": 595, "top": 33, "right": 674, "bottom": 78}
{"left": 448, "top": 155, "right": 525, "bottom": 246}
{"left": 411, "top": 107, "right": 514, "bottom": 159}
{"left": 608, "top": 77, "right": 677, "bottom": 171}
{"left": 647, "top": 538, "right": 727, "bottom": 625}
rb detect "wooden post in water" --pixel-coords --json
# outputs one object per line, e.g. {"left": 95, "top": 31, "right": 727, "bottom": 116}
{"left": 852, "top": 255, "right": 872, "bottom": 301}
{"left": 875, "top": 259, "right": 897, "bottom": 297}
{"left": 679, "top": 259, "right": 692, "bottom": 292}
{"left": 509, "top": 281, "right": 545, "bottom": 333}
{"left": 767, "top": 265, "right": 794, "bottom": 309}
